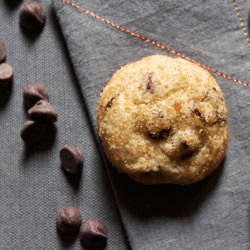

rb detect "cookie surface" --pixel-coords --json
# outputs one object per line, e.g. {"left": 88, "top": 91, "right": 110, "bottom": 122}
{"left": 97, "top": 55, "right": 228, "bottom": 185}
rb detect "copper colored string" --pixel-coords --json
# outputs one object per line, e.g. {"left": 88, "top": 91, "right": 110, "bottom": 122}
{"left": 233, "top": 0, "right": 250, "bottom": 48}
{"left": 61, "top": 0, "right": 250, "bottom": 89}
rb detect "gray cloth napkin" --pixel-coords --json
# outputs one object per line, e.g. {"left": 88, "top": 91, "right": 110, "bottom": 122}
{"left": 0, "top": 0, "right": 128, "bottom": 249}
{"left": 53, "top": 0, "right": 250, "bottom": 249}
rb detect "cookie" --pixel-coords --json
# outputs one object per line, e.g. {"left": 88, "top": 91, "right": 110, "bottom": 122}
{"left": 97, "top": 55, "right": 228, "bottom": 185}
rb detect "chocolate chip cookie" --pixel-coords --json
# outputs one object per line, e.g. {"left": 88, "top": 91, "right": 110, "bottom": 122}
{"left": 97, "top": 55, "right": 228, "bottom": 185}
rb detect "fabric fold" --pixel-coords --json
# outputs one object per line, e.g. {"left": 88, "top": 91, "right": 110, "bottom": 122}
{"left": 53, "top": 0, "right": 250, "bottom": 249}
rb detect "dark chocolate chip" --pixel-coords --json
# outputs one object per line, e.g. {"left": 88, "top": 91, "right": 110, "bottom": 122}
{"left": 142, "top": 169, "right": 158, "bottom": 176}
{"left": 105, "top": 93, "right": 120, "bottom": 109}
{"left": 19, "top": 1, "right": 46, "bottom": 30}
{"left": 181, "top": 141, "right": 198, "bottom": 159}
{"left": 148, "top": 128, "right": 171, "bottom": 140}
{"left": 79, "top": 219, "right": 107, "bottom": 249}
{"left": 212, "top": 87, "right": 217, "bottom": 92}
{"left": 56, "top": 206, "right": 82, "bottom": 233}
{"left": 181, "top": 150, "right": 194, "bottom": 159}
{"left": 0, "top": 63, "right": 13, "bottom": 89}
{"left": 106, "top": 96, "right": 115, "bottom": 109}
{"left": 213, "top": 111, "right": 226, "bottom": 124}
{"left": 20, "top": 120, "right": 47, "bottom": 145}
{"left": 23, "top": 82, "right": 49, "bottom": 108}
{"left": 213, "top": 118, "right": 226, "bottom": 124}
{"left": 28, "top": 100, "right": 58, "bottom": 122}
{"left": 60, "top": 145, "right": 83, "bottom": 174}
{"left": 0, "top": 39, "right": 6, "bottom": 63}
{"left": 194, "top": 108, "right": 202, "bottom": 117}
{"left": 182, "top": 141, "right": 188, "bottom": 149}
{"left": 147, "top": 75, "right": 153, "bottom": 90}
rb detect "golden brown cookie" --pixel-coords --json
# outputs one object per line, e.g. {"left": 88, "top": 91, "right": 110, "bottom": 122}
{"left": 97, "top": 55, "right": 228, "bottom": 185}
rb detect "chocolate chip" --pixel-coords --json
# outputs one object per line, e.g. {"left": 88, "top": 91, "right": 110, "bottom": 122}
{"left": 56, "top": 206, "right": 82, "bottom": 233}
{"left": 105, "top": 93, "right": 120, "bottom": 110}
{"left": 28, "top": 100, "right": 58, "bottom": 122}
{"left": 142, "top": 170, "right": 158, "bottom": 176}
{"left": 23, "top": 82, "right": 49, "bottom": 108}
{"left": 193, "top": 108, "right": 202, "bottom": 117}
{"left": 181, "top": 149, "right": 195, "bottom": 159}
{"left": 106, "top": 96, "right": 115, "bottom": 109}
{"left": 0, "top": 39, "right": 6, "bottom": 63}
{"left": 19, "top": 1, "right": 46, "bottom": 30}
{"left": 148, "top": 128, "right": 171, "bottom": 140}
{"left": 79, "top": 219, "right": 107, "bottom": 249}
{"left": 20, "top": 120, "right": 47, "bottom": 145}
{"left": 212, "top": 87, "right": 217, "bottom": 92}
{"left": 0, "top": 63, "right": 13, "bottom": 89}
{"left": 213, "top": 118, "right": 226, "bottom": 124}
{"left": 146, "top": 75, "right": 153, "bottom": 90}
{"left": 182, "top": 141, "right": 188, "bottom": 148}
{"left": 213, "top": 111, "right": 226, "bottom": 124}
{"left": 181, "top": 141, "right": 199, "bottom": 159}
{"left": 60, "top": 145, "right": 83, "bottom": 174}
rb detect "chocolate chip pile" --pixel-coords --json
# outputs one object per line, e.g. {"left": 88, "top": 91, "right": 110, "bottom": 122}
{"left": 0, "top": 1, "right": 108, "bottom": 248}
{"left": 58, "top": 149, "right": 108, "bottom": 249}
{"left": 0, "top": 39, "right": 14, "bottom": 89}
{"left": 56, "top": 206, "right": 108, "bottom": 249}
{"left": 21, "top": 82, "right": 57, "bottom": 145}
{"left": 19, "top": 80, "right": 107, "bottom": 247}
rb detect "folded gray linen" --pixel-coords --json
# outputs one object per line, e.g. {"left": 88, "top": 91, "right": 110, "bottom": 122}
{"left": 53, "top": 0, "right": 250, "bottom": 249}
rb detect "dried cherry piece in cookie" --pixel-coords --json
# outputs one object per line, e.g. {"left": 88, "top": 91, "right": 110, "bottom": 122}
{"left": 146, "top": 75, "right": 153, "bottom": 90}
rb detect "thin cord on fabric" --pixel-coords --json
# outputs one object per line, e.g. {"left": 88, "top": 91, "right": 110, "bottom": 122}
{"left": 61, "top": 0, "right": 250, "bottom": 89}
